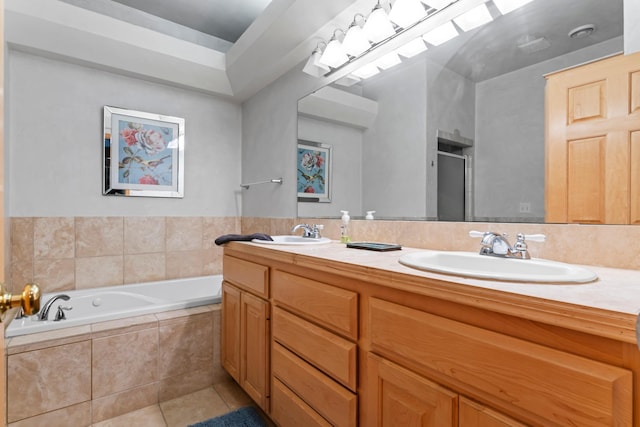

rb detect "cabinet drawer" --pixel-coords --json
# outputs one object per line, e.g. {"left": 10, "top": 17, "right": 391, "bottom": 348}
{"left": 273, "top": 307, "right": 357, "bottom": 391}
{"left": 272, "top": 270, "right": 357, "bottom": 340}
{"left": 369, "top": 297, "right": 632, "bottom": 427}
{"left": 272, "top": 342, "right": 357, "bottom": 427}
{"left": 271, "top": 378, "right": 331, "bottom": 427}
{"left": 223, "top": 255, "right": 268, "bottom": 298}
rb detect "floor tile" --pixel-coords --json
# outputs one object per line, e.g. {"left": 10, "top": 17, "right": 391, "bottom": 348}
{"left": 213, "top": 381, "right": 253, "bottom": 410}
{"left": 160, "top": 387, "right": 230, "bottom": 427}
{"left": 92, "top": 405, "right": 166, "bottom": 427}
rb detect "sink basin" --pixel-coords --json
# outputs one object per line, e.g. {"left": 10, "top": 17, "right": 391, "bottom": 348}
{"left": 398, "top": 251, "right": 597, "bottom": 283}
{"left": 252, "top": 235, "right": 332, "bottom": 245}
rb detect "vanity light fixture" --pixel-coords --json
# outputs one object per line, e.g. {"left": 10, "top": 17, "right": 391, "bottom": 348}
{"left": 395, "top": 37, "right": 428, "bottom": 58}
{"left": 302, "top": 42, "right": 330, "bottom": 77}
{"left": 362, "top": 2, "right": 396, "bottom": 43}
{"left": 422, "top": 20, "right": 459, "bottom": 45}
{"left": 342, "top": 14, "right": 372, "bottom": 57}
{"left": 453, "top": 3, "right": 492, "bottom": 31}
{"left": 301, "top": 0, "right": 535, "bottom": 79}
{"left": 492, "top": 0, "right": 534, "bottom": 15}
{"left": 319, "top": 29, "right": 349, "bottom": 68}
{"left": 389, "top": 0, "right": 428, "bottom": 28}
{"left": 351, "top": 62, "right": 381, "bottom": 79}
{"left": 374, "top": 51, "right": 403, "bottom": 69}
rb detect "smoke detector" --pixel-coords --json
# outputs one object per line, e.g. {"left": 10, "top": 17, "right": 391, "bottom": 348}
{"left": 569, "top": 24, "right": 596, "bottom": 39}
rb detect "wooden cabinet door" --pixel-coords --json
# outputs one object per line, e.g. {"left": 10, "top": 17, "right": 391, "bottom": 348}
{"left": 221, "top": 282, "right": 241, "bottom": 382}
{"left": 366, "top": 353, "right": 458, "bottom": 427}
{"left": 546, "top": 51, "right": 640, "bottom": 224}
{"left": 240, "top": 291, "right": 270, "bottom": 412}
{"left": 459, "top": 398, "right": 526, "bottom": 427}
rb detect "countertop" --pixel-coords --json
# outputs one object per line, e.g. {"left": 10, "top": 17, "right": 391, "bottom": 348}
{"left": 226, "top": 241, "right": 640, "bottom": 346}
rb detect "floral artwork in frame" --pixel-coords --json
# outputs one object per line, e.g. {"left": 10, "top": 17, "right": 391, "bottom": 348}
{"left": 103, "top": 106, "right": 185, "bottom": 198}
{"left": 297, "top": 140, "right": 331, "bottom": 202}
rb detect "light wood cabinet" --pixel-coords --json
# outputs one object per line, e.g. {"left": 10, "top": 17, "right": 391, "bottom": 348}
{"left": 545, "top": 51, "right": 640, "bottom": 224}
{"left": 222, "top": 245, "right": 638, "bottom": 426}
{"left": 221, "top": 256, "right": 270, "bottom": 413}
{"left": 271, "top": 270, "right": 358, "bottom": 427}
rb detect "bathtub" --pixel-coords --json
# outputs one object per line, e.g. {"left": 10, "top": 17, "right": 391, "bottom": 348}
{"left": 6, "top": 275, "right": 222, "bottom": 338}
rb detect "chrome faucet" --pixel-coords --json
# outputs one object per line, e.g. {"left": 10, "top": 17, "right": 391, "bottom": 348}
{"left": 39, "top": 294, "right": 70, "bottom": 321}
{"left": 469, "top": 231, "right": 546, "bottom": 260}
{"left": 291, "top": 223, "right": 324, "bottom": 239}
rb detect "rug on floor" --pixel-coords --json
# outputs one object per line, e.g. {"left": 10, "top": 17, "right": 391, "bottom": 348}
{"left": 188, "top": 406, "right": 266, "bottom": 427}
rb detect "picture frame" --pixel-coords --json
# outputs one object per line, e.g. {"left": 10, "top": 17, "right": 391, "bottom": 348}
{"left": 103, "top": 106, "right": 185, "bottom": 198}
{"left": 297, "top": 140, "right": 331, "bottom": 202}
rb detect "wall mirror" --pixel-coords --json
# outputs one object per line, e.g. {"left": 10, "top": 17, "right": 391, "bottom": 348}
{"left": 297, "top": 0, "right": 623, "bottom": 222}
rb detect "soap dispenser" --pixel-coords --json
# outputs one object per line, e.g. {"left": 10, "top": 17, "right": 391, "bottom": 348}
{"left": 366, "top": 211, "right": 376, "bottom": 220}
{"left": 340, "top": 210, "right": 351, "bottom": 243}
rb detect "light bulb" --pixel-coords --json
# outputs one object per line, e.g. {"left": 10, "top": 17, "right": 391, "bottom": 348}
{"left": 343, "top": 23, "right": 371, "bottom": 57}
{"left": 453, "top": 4, "right": 493, "bottom": 32}
{"left": 363, "top": 6, "right": 396, "bottom": 43}
{"left": 388, "top": 0, "right": 427, "bottom": 28}
{"left": 319, "top": 36, "right": 349, "bottom": 68}
{"left": 493, "top": 0, "right": 535, "bottom": 15}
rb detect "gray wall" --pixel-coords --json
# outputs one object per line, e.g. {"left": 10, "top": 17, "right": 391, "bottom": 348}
{"left": 361, "top": 58, "right": 428, "bottom": 219}
{"left": 474, "top": 36, "right": 623, "bottom": 221}
{"left": 297, "top": 116, "right": 363, "bottom": 217}
{"left": 624, "top": 0, "right": 640, "bottom": 54}
{"left": 7, "top": 49, "right": 242, "bottom": 217}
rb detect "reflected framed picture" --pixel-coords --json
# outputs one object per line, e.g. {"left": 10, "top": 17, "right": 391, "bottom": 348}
{"left": 103, "top": 106, "right": 185, "bottom": 198}
{"left": 297, "top": 139, "right": 331, "bottom": 202}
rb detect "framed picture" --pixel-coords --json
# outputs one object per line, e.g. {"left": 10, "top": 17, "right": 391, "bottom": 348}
{"left": 297, "top": 140, "right": 331, "bottom": 202}
{"left": 103, "top": 106, "right": 185, "bottom": 198}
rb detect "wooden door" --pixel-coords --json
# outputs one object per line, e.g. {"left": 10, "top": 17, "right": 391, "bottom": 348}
{"left": 221, "top": 282, "right": 241, "bottom": 382}
{"left": 366, "top": 353, "right": 458, "bottom": 427}
{"left": 459, "top": 398, "right": 526, "bottom": 427}
{"left": 240, "top": 291, "right": 270, "bottom": 412}
{"left": 1, "top": 0, "right": 7, "bottom": 423}
{"left": 545, "top": 51, "right": 640, "bottom": 224}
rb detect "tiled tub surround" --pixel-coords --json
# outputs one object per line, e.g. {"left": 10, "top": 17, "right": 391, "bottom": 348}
{"left": 9, "top": 216, "right": 239, "bottom": 294}
{"left": 5, "top": 304, "right": 228, "bottom": 426}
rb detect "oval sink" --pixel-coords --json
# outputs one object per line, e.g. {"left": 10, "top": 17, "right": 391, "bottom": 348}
{"left": 398, "top": 251, "right": 597, "bottom": 283}
{"left": 252, "top": 235, "right": 332, "bottom": 245}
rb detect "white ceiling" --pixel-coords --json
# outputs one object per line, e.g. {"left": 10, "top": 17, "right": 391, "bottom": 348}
{"left": 110, "top": 0, "right": 273, "bottom": 43}
{"left": 3, "top": 0, "right": 625, "bottom": 100}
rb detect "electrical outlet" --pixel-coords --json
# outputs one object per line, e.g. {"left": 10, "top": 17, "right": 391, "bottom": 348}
{"left": 519, "top": 202, "right": 531, "bottom": 213}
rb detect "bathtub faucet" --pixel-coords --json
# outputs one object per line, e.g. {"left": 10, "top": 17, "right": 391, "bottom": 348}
{"left": 39, "top": 294, "right": 70, "bottom": 321}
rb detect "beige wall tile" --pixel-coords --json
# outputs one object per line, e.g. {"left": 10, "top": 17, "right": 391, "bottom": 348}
{"left": 124, "top": 253, "right": 166, "bottom": 284}
{"left": 240, "top": 217, "right": 271, "bottom": 234}
{"left": 75, "top": 255, "right": 123, "bottom": 289}
{"left": 158, "top": 312, "right": 213, "bottom": 379}
{"left": 76, "top": 217, "right": 124, "bottom": 257}
{"left": 33, "top": 258, "right": 75, "bottom": 293}
{"left": 33, "top": 217, "right": 74, "bottom": 259}
{"left": 7, "top": 326, "right": 91, "bottom": 355}
{"left": 203, "top": 217, "right": 239, "bottom": 249}
{"left": 166, "top": 217, "right": 203, "bottom": 252}
{"left": 124, "top": 216, "right": 166, "bottom": 254}
{"left": 165, "top": 249, "right": 204, "bottom": 279}
{"left": 7, "top": 341, "right": 91, "bottom": 422}
{"left": 92, "top": 383, "right": 159, "bottom": 423}
{"left": 202, "top": 247, "right": 222, "bottom": 275}
{"left": 92, "top": 328, "right": 158, "bottom": 398}
{"left": 11, "top": 217, "right": 33, "bottom": 263}
{"left": 90, "top": 314, "right": 158, "bottom": 339}
{"left": 10, "top": 260, "right": 33, "bottom": 294}
{"left": 7, "top": 402, "right": 91, "bottom": 427}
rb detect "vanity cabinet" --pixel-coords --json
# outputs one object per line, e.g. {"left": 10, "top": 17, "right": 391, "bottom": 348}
{"left": 545, "top": 50, "right": 640, "bottom": 224}
{"left": 270, "top": 270, "right": 358, "bottom": 427}
{"left": 366, "top": 297, "right": 632, "bottom": 427}
{"left": 221, "top": 255, "right": 270, "bottom": 412}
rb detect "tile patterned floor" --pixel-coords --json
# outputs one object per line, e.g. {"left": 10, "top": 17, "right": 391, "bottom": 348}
{"left": 92, "top": 381, "right": 271, "bottom": 427}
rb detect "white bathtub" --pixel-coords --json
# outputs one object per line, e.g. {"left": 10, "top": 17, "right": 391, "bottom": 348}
{"left": 6, "top": 275, "right": 222, "bottom": 338}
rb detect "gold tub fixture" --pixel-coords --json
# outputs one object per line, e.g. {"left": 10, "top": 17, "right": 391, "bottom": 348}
{"left": 0, "top": 283, "right": 41, "bottom": 316}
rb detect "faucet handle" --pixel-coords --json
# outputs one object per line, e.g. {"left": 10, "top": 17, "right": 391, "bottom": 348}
{"left": 521, "top": 233, "right": 546, "bottom": 242}
{"left": 469, "top": 230, "right": 486, "bottom": 238}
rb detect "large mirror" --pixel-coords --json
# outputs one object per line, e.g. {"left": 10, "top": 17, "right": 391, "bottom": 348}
{"left": 297, "top": 0, "right": 624, "bottom": 222}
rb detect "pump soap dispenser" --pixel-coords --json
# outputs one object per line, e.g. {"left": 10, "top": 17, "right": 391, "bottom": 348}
{"left": 366, "top": 211, "right": 376, "bottom": 220}
{"left": 340, "top": 210, "right": 351, "bottom": 243}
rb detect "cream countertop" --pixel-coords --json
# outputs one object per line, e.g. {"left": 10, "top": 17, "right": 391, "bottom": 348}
{"left": 226, "top": 241, "right": 640, "bottom": 345}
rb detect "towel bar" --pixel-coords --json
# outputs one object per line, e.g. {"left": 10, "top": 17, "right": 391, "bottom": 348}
{"left": 240, "top": 178, "right": 283, "bottom": 189}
